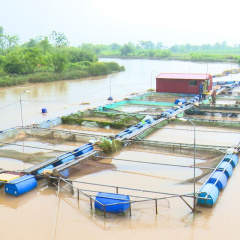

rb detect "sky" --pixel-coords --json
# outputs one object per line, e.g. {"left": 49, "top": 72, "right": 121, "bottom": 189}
{"left": 0, "top": 0, "right": 240, "bottom": 47}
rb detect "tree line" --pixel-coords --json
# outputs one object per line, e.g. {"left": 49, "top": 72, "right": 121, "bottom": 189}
{"left": 80, "top": 41, "right": 240, "bottom": 63}
{"left": 0, "top": 27, "right": 124, "bottom": 87}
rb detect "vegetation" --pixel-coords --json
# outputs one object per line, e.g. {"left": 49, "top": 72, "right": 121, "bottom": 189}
{"left": 0, "top": 27, "right": 124, "bottom": 87}
{"left": 78, "top": 41, "right": 240, "bottom": 64}
{"left": 95, "top": 138, "right": 122, "bottom": 155}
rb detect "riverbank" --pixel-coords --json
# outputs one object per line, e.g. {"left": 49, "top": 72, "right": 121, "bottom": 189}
{"left": 0, "top": 61, "right": 125, "bottom": 87}
{"left": 99, "top": 54, "right": 239, "bottom": 63}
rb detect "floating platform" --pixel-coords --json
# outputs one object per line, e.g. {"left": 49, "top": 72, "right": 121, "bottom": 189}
{"left": 5, "top": 175, "right": 37, "bottom": 196}
{"left": 95, "top": 192, "right": 130, "bottom": 213}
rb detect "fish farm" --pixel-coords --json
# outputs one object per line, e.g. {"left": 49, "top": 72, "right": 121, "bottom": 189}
{"left": 0, "top": 80, "right": 239, "bottom": 219}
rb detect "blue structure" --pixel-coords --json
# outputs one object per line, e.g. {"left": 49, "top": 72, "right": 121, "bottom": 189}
{"left": 207, "top": 171, "right": 228, "bottom": 190}
{"left": 95, "top": 192, "right": 130, "bottom": 213}
{"left": 37, "top": 164, "right": 54, "bottom": 174}
{"left": 197, "top": 183, "right": 219, "bottom": 207}
{"left": 223, "top": 154, "right": 239, "bottom": 168}
{"left": 42, "top": 108, "right": 47, "bottom": 113}
{"left": 217, "top": 161, "right": 233, "bottom": 179}
{"left": 197, "top": 151, "right": 239, "bottom": 207}
{"left": 5, "top": 175, "right": 37, "bottom": 196}
{"left": 174, "top": 98, "right": 187, "bottom": 105}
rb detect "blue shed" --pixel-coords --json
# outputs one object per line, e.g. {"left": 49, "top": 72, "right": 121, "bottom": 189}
{"left": 95, "top": 192, "right": 130, "bottom": 213}
{"left": 5, "top": 175, "right": 37, "bottom": 196}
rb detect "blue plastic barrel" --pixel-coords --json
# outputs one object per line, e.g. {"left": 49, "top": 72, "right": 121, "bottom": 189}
{"left": 207, "top": 170, "right": 228, "bottom": 190}
{"left": 59, "top": 169, "right": 69, "bottom": 178}
{"left": 197, "top": 183, "right": 219, "bottom": 207}
{"left": 217, "top": 81, "right": 226, "bottom": 85}
{"left": 95, "top": 192, "right": 130, "bottom": 213}
{"left": 5, "top": 175, "right": 37, "bottom": 196}
{"left": 37, "top": 164, "right": 54, "bottom": 174}
{"left": 223, "top": 154, "right": 239, "bottom": 168}
{"left": 59, "top": 153, "right": 75, "bottom": 164}
{"left": 137, "top": 122, "right": 144, "bottom": 128}
{"left": 174, "top": 98, "right": 187, "bottom": 105}
{"left": 217, "top": 161, "right": 233, "bottom": 179}
{"left": 74, "top": 144, "right": 93, "bottom": 157}
{"left": 42, "top": 108, "right": 47, "bottom": 113}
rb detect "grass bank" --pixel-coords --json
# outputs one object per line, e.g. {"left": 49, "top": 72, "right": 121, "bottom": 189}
{"left": 0, "top": 61, "right": 125, "bottom": 87}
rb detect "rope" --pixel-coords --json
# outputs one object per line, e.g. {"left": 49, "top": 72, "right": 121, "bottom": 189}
{"left": 0, "top": 141, "right": 68, "bottom": 153}
{"left": 53, "top": 179, "right": 61, "bottom": 240}
{"left": 0, "top": 101, "right": 19, "bottom": 110}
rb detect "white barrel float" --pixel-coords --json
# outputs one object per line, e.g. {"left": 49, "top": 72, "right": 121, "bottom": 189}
{"left": 223, "top": 154, "right": 239, "bottom": 168}
{"left": 197, "top": 183, "right": 219, "bottom": 207}
{"left": 207, "top": 170, "right": 228, "bottom": 190}
{"left": 5, "top": 175, "right": 37, "bottom": 196}
{"left": 217, "top": 161, "right": 233, "bottom": 179}
{"left": 95, "top": 192, "right": 130, "bottom": 213}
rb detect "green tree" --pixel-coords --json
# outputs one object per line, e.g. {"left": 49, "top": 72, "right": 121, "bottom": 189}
{"left": 67, "top": 47, "right": 97, "bottom": 63}
{"left": 0, "top": 26, "right": 5, "bottom": 51}
{"left": 139, "top": 41, "right": 155, "bottom": 50}
{"left": 38, "top": 37, "right": 53, "bottom": 54}
{"left": 120, "top": 42, "right": 135, "bottom": 56}
{"left": 24, "top": 47, "right": 41, "bottom": 73}
{"left": 0, "top": 55, "right": 5, "bottom": 68}
{"left": 51, "top": 50, "right": 68, "bottom": 73}
{"left": 4, "top": 48, "right": 27, "bottom": 74}
{"left": 5, "top": 34, "right": 19, "bottom": 49}
{"left": 49, "top": 31, "right": 69, "bottom": 47}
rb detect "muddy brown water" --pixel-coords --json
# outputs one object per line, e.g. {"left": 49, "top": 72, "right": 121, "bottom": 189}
{"left": 0, "top": 125, "right": 239, "bottom": 239}
{"left": 0, "top": 59, "right": 240, "bottom": 239}
{"left": 0, "top": 59, "right": 239, "bottom": 130}
{"left": 54, "top": 124, "right": 120, "bottom": 136}
{"left": 146, "top": 123, "right": 240, "bottom": 147}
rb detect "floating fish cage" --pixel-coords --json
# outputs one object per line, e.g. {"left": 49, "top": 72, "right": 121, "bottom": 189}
{"left": 95, "top": 192, "right": 130, "bottom": 213}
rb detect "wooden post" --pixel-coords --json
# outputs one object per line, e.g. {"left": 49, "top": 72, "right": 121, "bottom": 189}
{"left": 116, "top": 187, "right": 118, "bottom": 194}
{"left": 90, "top": 198, "right": 93, "bottom": 209}
{"left": 155, "top": 199, "right": 158, "bottom": 214}
{"left": 77, "top": 188, "right": 79, "bottom": 201}
{"left": 104, "top": 206, "right": 106, "bottom": 218}
{"left": 129, "top": 203, "right": 132, "bottom": 216}
{"left": 69, "top": 180, "right": 74, "bottom": 195}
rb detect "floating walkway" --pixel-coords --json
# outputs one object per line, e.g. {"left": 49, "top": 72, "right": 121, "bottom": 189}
{"left": 0, "top": 86, "right": 239, "bottom": 214}
{"left": 197, "top": 148, "right": 239, "bottom": 207}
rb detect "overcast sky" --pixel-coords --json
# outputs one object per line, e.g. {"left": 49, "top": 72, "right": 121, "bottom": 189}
{"left": 0, "top": 0, "right": 239, "bottom": 47}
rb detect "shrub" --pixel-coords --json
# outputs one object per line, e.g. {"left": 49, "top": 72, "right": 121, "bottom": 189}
{"left": 88, "top": 62, "right": 108, "bottom": 76}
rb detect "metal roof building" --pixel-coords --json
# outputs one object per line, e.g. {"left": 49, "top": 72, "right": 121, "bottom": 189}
{"left": 156, "top": 73, "right": 213, "bottom": 94}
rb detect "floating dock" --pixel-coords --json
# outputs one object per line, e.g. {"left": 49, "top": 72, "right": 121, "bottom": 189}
{"left": 0, "top": 84, "right": 239, "bottom": 214}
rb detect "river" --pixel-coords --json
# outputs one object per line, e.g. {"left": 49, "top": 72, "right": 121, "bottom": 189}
{"left": 0, "top": 58, "right": 239, "bottom": 130}
{"left": 0, "top": 59, "right": 240, "bottom": 240}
